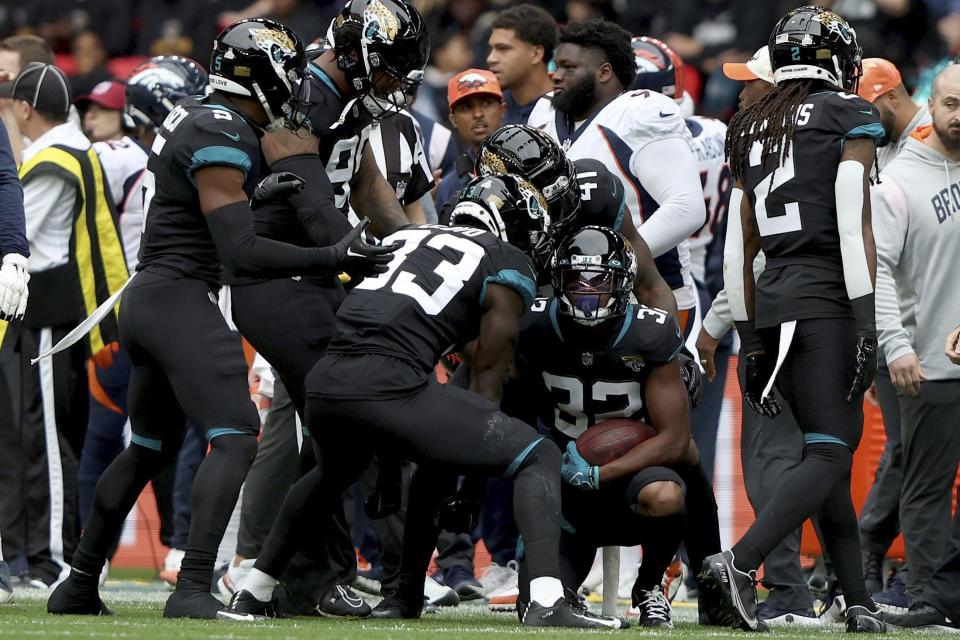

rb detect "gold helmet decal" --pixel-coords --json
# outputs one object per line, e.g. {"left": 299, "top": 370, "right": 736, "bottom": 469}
{"left": 363, "top": 0, "right": 399, "bottom": 43}
{"left": 250, "top": 27, "right": 297, "bottom": 61}
{"left": 479, "top": 147, "right": 508, "bottom": 175}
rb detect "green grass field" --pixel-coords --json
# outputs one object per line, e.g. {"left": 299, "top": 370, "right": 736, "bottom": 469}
{"left": 0, "top": 582, "right": 954, "bottom": 639}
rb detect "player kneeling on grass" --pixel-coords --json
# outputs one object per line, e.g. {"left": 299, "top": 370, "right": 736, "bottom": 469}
{"left": 515, "top": 226, "right": 692, "bottom": 628}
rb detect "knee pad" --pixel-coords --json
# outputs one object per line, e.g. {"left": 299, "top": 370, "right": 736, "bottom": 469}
{"left": 506, "top": 437, "right": 560, "bottom": 478}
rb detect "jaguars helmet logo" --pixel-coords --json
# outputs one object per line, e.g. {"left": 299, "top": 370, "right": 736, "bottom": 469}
{"left": 479, "top": 147, "right": 507, "bottom": 174}
{"left": 250, "top": 28, "right": 297, "bottom": 63}
{"left": 363, "top": 0, "right": 399, "bottom": 43}
{"left": 815, "top": 9, "right": 854, "bottom": 45}
{"left": 516, "top": 177, "right": 549, "bottom": 224}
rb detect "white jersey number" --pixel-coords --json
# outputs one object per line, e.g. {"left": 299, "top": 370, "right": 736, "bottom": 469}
{"left": 356, "top": 228, "right": 484, "bottom": 315}
{"left": 749, "top": 140, "right": 802, "bottom": 237}
{"left": 541, "top": 373, "right": 644, "bottom": 438}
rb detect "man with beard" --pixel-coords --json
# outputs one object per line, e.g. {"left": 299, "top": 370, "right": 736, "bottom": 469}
{"left": 527, "top": 19, "right": 704, "bottom": 336}
{"left": 870, "top": 63, "right": 960, "bottom": 613}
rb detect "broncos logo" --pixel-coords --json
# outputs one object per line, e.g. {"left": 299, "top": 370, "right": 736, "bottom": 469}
{"left": 457, "top": 72, "right": 489, "bottom": 91}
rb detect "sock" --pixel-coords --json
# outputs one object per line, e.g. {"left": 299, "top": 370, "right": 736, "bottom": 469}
{"left": 511, "top": 439, "right": 562, "bottom": 579}
{"left": 243, "top": 568, "right": 279, "bottom": 602}
{"left": 635, "top": 513, "right": 685, "bottom": 593}
{"left": 178, "top": 549, "right": 216, "bottom": 590}
{"left": 530, "top": 576, "right": 564, "bottom": 607}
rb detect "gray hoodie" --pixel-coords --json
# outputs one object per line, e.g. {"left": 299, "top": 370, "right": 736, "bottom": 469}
{"left": 872, "top": 136, "right": 960, "bottom": 380}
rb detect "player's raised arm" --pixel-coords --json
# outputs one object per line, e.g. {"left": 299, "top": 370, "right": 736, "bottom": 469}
{"left": 198, "top": 166, "right": 395, "bottom": 278}
{"left": 470, "top": 282, "right": 525, "bottom": 405}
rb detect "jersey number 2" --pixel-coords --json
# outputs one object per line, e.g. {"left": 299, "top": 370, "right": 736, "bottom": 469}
{"left": 356, "top": 228, "right": 484, "bottom": 315}
{"left": 749, "top": 140, "right": 802, "bottom": 237}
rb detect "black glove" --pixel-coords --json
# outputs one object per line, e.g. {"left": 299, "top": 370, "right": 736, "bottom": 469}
{"left": 436, "top": 494, "right": 483, "bottom": 534}
{"left": 677, "top": 352, "right": 703, "bottom": 408}
{"left": 847, "top": 335, "right": 877, "bottom": 402}
{"left": 847, "top": 294, "right": 878, "bottom": 402}
{"left": 743, "top": 352, "right": 781, "bottom": 418}
{"left": 332, "top": 218, "right": 399, "bottom": 277}
{"left": 252, "top": 171, "right": 305, "bottom": 208}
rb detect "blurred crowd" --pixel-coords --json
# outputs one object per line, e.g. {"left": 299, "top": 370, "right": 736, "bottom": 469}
{"left": 0, "top": 0, "right": 957, "bottom": 120}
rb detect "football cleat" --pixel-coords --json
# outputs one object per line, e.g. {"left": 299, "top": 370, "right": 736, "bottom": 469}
{"left": 423, "top": 575, "right": 459, "bottom": 607}
{"left": 882, "top": 604, "right": 960, "bottom": 632}
{"left": 630, "top": 586, "right": 673, "bottom": 628}
{"left": 0, "top": 562, "right": 12, "bottom": 604}
{"left": 47, "top": 573, "right": 113, "bottom": 615}
{"left": 522, "top": 596, "right": 625, "bottom": 629}
{"left": 163, "top": 586, "right": 226, "bottom": 619}
{"left": 369, "top": 595, "right": 423, "bottom": 619}
{"left": 845, "top": 604, "right": 886, "bottom": 633}
{"left": 219, "top": 589, "right": 279, "bottom": 620}
{"left": 317, "top": 584, "right": 371, "bottom": 618}
{"left": 756, "top": 601, "right": 820, "bottom": 627}
{"left": 699, "top": 550, "right": 764, "bottom": 631}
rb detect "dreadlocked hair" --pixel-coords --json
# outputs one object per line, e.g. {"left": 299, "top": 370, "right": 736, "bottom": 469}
{"left": 725, "top": 79, "right": 816, "bottom": 185}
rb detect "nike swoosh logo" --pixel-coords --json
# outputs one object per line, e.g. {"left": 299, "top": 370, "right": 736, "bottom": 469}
{"left": 859, "top": 110, "right": 874, "bottom": 115}
{"left": 659, "top": 110, "right": 674, "bottom": 118}
{"left": 220, "top": 130, "right": 241, "bottom": 142}
{"left": 337, "top": 586, "right": 365, "bottom": 608}
{"left": 346, "top": 248, "right": 364, "bottom": 258}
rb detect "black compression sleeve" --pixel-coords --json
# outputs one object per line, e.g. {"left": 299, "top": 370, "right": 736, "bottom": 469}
{"left": 205, "top": 201, "right": 337, "bottom": 277}
{"left": 269, "top": 154, "right": 351, "bottom": 247}
{"left": 850, "top": 293, "right": 876, "bottom": 337}
{"left": 735, "top": 320, "right": 764, "bottom": 355}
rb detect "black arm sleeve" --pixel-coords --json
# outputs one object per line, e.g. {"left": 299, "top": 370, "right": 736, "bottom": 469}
{"left": 268, "top": 154, "right": 351, "bottom": 247}
{"left": 206, "top": 201, "right": 338, "bottom": 278}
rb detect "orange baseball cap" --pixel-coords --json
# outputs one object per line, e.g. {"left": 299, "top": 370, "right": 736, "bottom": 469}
{"left": 858, "top": 58, "right": 902, "bottom": 103}
{"left": 722, "top": 46, "right": 774, "bottom": 84}
{"left": 448, "top": 69, "right": 502, "bottom": 110}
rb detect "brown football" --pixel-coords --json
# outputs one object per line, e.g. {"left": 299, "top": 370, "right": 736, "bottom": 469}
{"left": 575, "top": 419, "right": 657, "bottom": 466}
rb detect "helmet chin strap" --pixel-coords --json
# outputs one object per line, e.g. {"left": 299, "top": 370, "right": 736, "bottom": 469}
{"left": 252, "top": 81, "right": 285, "bottom": 131}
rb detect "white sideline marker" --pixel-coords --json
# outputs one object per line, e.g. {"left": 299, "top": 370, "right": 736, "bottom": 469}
{"left": 601, "top": 546, "right": 619, "bottom": 616}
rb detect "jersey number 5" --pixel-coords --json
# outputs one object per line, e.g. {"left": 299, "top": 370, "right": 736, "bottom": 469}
{"left": 356, "top": 228, "right": 484, "bottom": 315}
{"left": 749, "top": 140, "right": 802, "bottom": 237}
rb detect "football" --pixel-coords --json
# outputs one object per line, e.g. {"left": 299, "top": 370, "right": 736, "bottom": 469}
{"left": 576, "top": 419, "right": 657, "bottom": 466}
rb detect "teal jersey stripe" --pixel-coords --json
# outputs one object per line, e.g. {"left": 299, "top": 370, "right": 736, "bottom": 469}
{"left": 188, "top": 145, "right": 252, "bottom": 178}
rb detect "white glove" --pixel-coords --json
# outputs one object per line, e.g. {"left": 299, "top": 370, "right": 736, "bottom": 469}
{"left": 0, "top": 253, "right": 29, "bottom": 321}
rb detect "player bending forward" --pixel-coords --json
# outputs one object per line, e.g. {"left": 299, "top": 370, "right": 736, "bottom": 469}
{"left": 224, "top": 174, "right": 624, "bottom": 628}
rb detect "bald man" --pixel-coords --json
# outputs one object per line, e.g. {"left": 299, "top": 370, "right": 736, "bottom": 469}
{"left": 858, "top": 58, "right": 931, "bottom": 172}
{"left": 871, "top": 65, "right": 960, "bottom": 618}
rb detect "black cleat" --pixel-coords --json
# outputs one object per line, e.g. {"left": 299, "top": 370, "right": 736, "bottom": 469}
{"left": 164, "top": 586, "right": 226, "bottom": 619}
{"left": 218, "top": 589, "right": 279, "bottom": 620}
{"left": 317, "top": 584, "right": 371, "bottom": 618}
{"left": 522, "top": 597, "right": 624, "bottom": 629}
{"left": 700, "top": 551, "right": 764, "bottom": 631}
{"left": 845, "top": 604, "right": 886, "bottom": 633}
{"left": 882, "top": 604, "right": 959, "bottom": 632}
{"left": 369, "top": 594, "right": 423, "bottom": 619}
{"left": 47, "top": 574, "right": 113, "bottom": 615}
{"left": 633, "top": 586, "right": 673, "bottom": 628}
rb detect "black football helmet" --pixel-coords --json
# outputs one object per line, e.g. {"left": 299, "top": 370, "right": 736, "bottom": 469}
{"left": 449, "top": 173, "right": 551, "bottom": 260}
{"left": 552, "top": 226, "right": 636, "bottom": 325}
{"left": 769, "top": 6, "right": 862, "bottom": 92}
{"left": 474, "top": 125, "right": 579, "bottom": 241}
{"left": 325, "top": 0, "right": 429, "bottom": 119}
{"left": 209, "top": 19, "right": 309, "bottom": 130}
{"left": 631, "top": 36, "right": 684, "bottom": 100}
{"left": 125, "top": 56, "right": 209, "bottom": 132}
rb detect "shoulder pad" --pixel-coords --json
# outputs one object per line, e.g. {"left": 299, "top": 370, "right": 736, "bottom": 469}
{"left": 609, "top": 90, "right": 692, "bottom": 152}
{"left": 526, "top": 95, "right": 555, "bottom": 129}
{"left": 622, "top": 305, "right": 684, "bottom": 365}
{"left": 821, "top": 91, "right": 886, "bottom": 146}
{"left": 180, "top": 105, "right": 259, "bottom": 177}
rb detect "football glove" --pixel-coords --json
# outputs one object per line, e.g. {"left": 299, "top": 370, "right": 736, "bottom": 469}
{"left": 847, "top": 335, "right": 878, "bottom": 402}
{"left": 561, "top": 442, "right": 599, "bottom": 491}
{"left": 0, "top": 252, "right": 29, "bottom": 321}
{"left": 252, "top": 171, "right": 305, "bottom": 208}
{"left": 677, "top": 352, "right": 703, "bottom": 408}
{"left": 436, "top": 494, "right": 483, "bottom": 534}
{"left": 332, "top": 218, "right": 399, "bottom": 278}
{"left": 743, "top": 352, "right": 781, "bottom": 418}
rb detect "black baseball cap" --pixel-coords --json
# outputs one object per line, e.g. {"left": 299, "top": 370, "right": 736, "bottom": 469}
{"left": 0, "top": 62, "right": 72, "bottom": 115}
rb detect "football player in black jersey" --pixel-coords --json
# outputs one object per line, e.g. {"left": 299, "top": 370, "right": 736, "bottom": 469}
{"left": 699, "top": 6, "right": 886, "bottom": 633}
{"left": 516, "top": 226, "right": 692, "bottom": 628}
{"left": 47, "top": 19, "right": 394, "bottom": 620}
{"left": 221, "top": 0, "right": 430, "bottom": 616}
{"left": 225, "top": 175, "right": 623, "bottom": 629}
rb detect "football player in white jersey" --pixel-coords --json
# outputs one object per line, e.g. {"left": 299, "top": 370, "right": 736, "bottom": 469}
{"left": 527, "top": 19, "right": 705, "bottom": 335}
